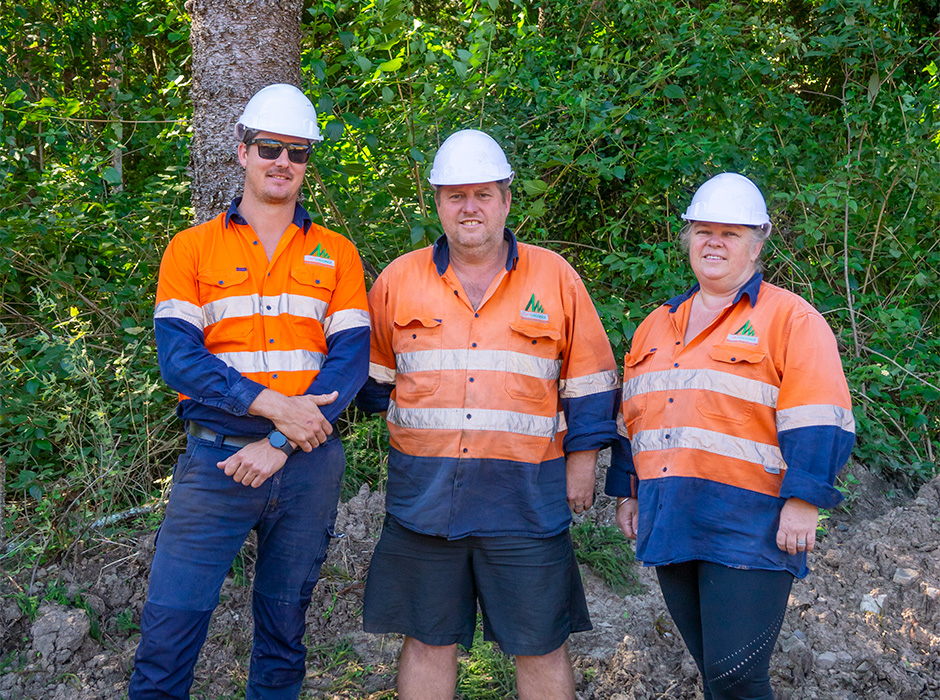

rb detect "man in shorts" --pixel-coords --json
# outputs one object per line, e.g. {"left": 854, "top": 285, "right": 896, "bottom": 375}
{"left": 357, "top": 129, "right": 620, "bottom": 699}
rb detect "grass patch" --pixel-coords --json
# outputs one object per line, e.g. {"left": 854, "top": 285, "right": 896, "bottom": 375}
{"left": 457, "top": 622, "right": 517, "bottom": 700}
{"left": 338, "top": 408, "right": 388, "bottom": 501}
{"left": 571, "top": 521, "right": 645, "bottom": 596}
{"left": 305, "top": 638, "right": 393, "bottom": 696}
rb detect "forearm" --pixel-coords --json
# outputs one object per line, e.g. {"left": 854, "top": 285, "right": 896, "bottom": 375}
{"left": 304, "top": 326, "right": 370, "bottom": 423}
{"left": 155, "top": 318, "right": 265, "bottom": 415}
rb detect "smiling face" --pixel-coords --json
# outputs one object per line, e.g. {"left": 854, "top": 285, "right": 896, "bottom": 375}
{"left": 688, "top": 221, "right": 763, "bottom": 294}
{"left": 237, "top": 130, "right": 309, "bottom": 207}
{"left": 435, "top": 181, "right": 512, "bottom": 260}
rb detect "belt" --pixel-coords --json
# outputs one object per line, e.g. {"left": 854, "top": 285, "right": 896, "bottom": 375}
{"left": 186, "top": 421, "right": 339, "bottom": 447}
{"left": 186, "top": 421, "right": 258, "bottom": 449}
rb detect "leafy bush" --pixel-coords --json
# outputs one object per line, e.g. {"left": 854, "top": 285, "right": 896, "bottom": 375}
{"left": 1, "top": 0, "right": 937, "bottom": 559}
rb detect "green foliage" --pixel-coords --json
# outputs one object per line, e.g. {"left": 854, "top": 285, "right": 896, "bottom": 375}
{"left": 571, "top": 520, "right": 645, "bottom": 596}
{"left": 301, "top": 0, "right": 939, "bottom": 484}
{"left": 337, "top": 408, "right": 389, "bottom": 500}
{"left": 456, "top": 620, "right": 517, "bottom": 700}
{"left": 115, "top": 608, "right": 139, "bottom": 634}
{"left": 1, "top": 0, "right": 938, "bottom": 554}
{"left": 0, "top": 0, "right": 191, "bottom": 559}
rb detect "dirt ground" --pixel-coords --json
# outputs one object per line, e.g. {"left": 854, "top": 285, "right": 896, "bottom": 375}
{"left": 1, "top": 456, "right": 939, "bottom": 699}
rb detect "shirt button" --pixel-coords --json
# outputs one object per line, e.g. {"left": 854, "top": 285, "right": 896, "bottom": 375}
{"left": 665, "top": 434, "right": 670, "bottom": 439}
{"left": 662, "top": 467, "right": 667, "bottom": 472}
{"left": 269, "top": 339, "right": 275, "bottom": 344}
{"left": 412, "top": 334, "right": 417, "bottom": 339}
{"left": 218, "top": 279, "right": 224, "bottom": 285}
{"left": 253, "top": 240, "right": 259, "bottom": 245}
{"left": 463, "top": 448, "right": 468, "bottom": 453}
{"left": 315, "top": 279, "right": 320, "bottom": 284}
{"left": 675, "top": 341, "right": 680, "bottom": 345}
{"left": 466, "top": 414, "right": 472, "bottom": 419}
{"left": 669, "top": 398, "right": 674, "bottom": 403}
{"left": 469, "top": 377, "right": 474, "bottom": 382}
{"left": 651, "top": 347, "right": 657, "bottom": 351}
{"left": 531, "top": 340, "right": 537, "bottom": 345}
{"left": 272, "top": 374, "right": 278, "bottom": 378}
{"left": 454, "top": 290, "right": 459, "bottom": 296}
{"left": 730, "top": 357, "right": 736, "bottom": 361}
{"left": 471, "top": 343, "right": 477, "bottom": 348}
{"left": 474, "top": 313, "right": 479, "bottom": 318}
{"left": 266, "top": 305, "right": 271, "bottom": 310}
{"left": 456, "top": 482, "right": 462, "bottom": 488}
{"left": 674, "top": 363, "right": 679, "bottom": 368}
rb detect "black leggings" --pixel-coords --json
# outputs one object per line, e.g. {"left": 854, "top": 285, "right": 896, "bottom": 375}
{"left": 656, "top": 561, "right": 794, "bottom": 700}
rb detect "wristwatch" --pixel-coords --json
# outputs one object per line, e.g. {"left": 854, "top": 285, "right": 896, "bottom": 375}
{"left": 267, "top": 430, "right": 294, "bottom": 457}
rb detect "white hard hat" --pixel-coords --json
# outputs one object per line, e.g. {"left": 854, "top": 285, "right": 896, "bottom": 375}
{"left": 235, "top": 84, "right": 322, "bottom": 142}
{"left": 429, "top": 129, "right": 514, "bottom": 186}
{"left": 682, "top": 173, "right": 771, "bottom": 228}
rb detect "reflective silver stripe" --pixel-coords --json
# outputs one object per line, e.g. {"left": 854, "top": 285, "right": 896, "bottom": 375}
{"left": 324, "top": 308, "right": 371, "bottom": 338}
{"left": 396, "top": 349, "right": 562, "bottom": 380}
{"left": 370, "top": 362, "right": 396, "bottom": 384}
{"left": 202, "top": 294, "right": 257, "bottom": 324}
{"left": 624, "top": 369, "right": 779, "bottom": 408}
{"left": 632, "top": 426, "right": 787, "bottom": 474}
{"left": 214, "top": 349, "right": 325, "bottom": 374}
{"left": 155, "top": 299, "right": 204, "bottom": 330}
{"left": 776, "top": 404, "right": 856, "bottom": 434}
{"left": 616, "top": 412, "right": 629, "bottom": 438}
{"left": 386, "top": 400, "right": 561, "bottom": 438}
{"left": 203, "top": 294, "right": 329, "bottom": 326}
{"left": 560, "top": 370, "right": 620, "bottom": 399}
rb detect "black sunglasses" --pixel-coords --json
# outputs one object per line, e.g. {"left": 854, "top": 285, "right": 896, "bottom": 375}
{"left": 247, "top": 138, "right": 313, "bottom": 164}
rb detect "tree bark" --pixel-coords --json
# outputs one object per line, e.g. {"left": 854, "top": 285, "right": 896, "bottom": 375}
{"left": 186, "top": 0, "right": 304, "bottom": 223}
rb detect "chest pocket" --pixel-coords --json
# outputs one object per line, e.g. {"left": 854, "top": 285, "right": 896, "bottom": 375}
{"left": 620, "top": 347, "right": 657, "bottom": 431}
{"left": 288, "top": 264, "right": 335, "bottom": 342}
{"left": 392, "top": 315, "right": 443, "bottom": 397}
{"left": 505, "top": 320, "right": 563, "bottom": 402}
{"left": 696, "top": 345, "right": 768, "bottom": 425}
{"left": 197, "top": 267, "right": 253, "bottom": 343}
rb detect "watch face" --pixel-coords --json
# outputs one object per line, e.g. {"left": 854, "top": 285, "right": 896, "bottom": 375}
{"left": 269, "top": 431, "right": 288, "bottom": 448}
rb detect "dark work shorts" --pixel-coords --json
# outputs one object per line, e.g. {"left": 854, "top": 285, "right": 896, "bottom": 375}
{"left": 362, "top": 515, "right": 592, "bottom": 656}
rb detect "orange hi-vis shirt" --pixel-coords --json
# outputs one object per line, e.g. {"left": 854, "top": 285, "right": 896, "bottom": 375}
{"left": 360, "top": 231, "right": 620, "bottom": 538}
{"left": 604, "top": 273, "right": 855, "bottom": 576}
{"left": 154, "top": 200, "right": 370, "bottom": 436}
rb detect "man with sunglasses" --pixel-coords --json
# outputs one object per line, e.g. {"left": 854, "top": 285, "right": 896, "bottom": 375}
{"left": 129, "top": 84, "right": 370, "bottom": 700}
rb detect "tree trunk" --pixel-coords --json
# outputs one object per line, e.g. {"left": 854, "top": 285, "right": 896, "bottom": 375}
{"left": 186, "top": 0, "right": 304, "bottom": 223}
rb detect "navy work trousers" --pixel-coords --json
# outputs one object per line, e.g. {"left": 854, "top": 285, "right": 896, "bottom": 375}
{"left": 656, "top": 561, "right": 794, "bottom": 700}
{"left": 128, "top": 432, "right": 345, "bottom": 700}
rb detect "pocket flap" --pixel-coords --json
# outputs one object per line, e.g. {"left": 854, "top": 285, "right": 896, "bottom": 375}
{"left": 509, "top": 320, "right": 561, "bottom": 341}
{"left": 624, "top": 347, "right": 657, "bottom": 368}
{"left": 197, "top": 267, "right": 249, "bottom": 289}
{"left": 393, "top": 315, "right": 442, "bottom": 330}
{"left": 291, "top": 264, "right": 336, "bottom": 291}
{"left": 708, "top": 345, "right": 766, "bottom": 364}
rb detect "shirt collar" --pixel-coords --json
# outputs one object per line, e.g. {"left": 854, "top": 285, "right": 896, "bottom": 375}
{"left": 666, "top": 271, "right": 763, "bottom": 313}
{"left": 224, "top": 197, "right": 313, "bottom": 234}
{"left": 432, "top": 228, "right": 519, "bottom": 276}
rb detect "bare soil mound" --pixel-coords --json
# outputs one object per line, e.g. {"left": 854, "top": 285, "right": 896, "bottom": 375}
{"left": 1, "top": 466, "right": 938, "bottom": 699}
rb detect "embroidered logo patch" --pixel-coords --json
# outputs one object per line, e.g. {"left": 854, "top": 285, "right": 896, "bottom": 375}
{"left": 727, "top": 320, "right": 759, "bottom": 345}
{"left": 521, "top": 294, "right": 549, "bottom": 322}
{"left": 304, "top": 243, "right": 335, "bottom": 267}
